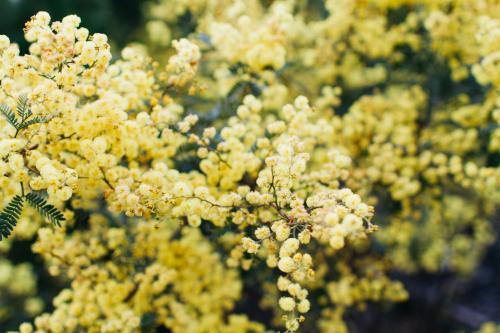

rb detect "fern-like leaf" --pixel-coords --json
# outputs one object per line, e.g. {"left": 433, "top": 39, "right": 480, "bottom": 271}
{"left": 0, "top": 195, "right": 24, "bottom": 240}
{"left": 18, "top": 116, "right": 47, "bottom": 130}
{"left": 25, "top": 192, "right": 65, "bottom": 226}
{"left": 16, "top": 94, "right": 30, "bottom": 119}
{"left": 0, "top": 104, "right": 20, "bottom": 129}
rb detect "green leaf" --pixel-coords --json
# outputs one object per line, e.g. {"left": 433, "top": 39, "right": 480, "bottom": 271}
{"left": 16, "top": 94, "right": 31, "bottom": 119}
{"left": 25, "top": 192, "right": 65, "bottom": 226}
{"left": 18, "top": 116, "right": 47, "bottom": 130}
{"left": 0, "top": 104, "right": 20, "bottom": 129}
{"left": 0, "top": 195, "right": 24, "bottom": 241}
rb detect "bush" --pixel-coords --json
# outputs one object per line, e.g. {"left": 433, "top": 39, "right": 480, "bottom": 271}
{"left": 0, "top": 2, "right": 499, "bottom": 332}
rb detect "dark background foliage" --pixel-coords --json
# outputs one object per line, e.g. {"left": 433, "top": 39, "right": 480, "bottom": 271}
{"left": 0, "top": 0, "right": 143, "bottom": 53}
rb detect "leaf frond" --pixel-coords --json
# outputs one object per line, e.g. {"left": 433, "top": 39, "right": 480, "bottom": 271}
{"left": 16, "top": 94, "right": 30, "bottom": 118}
{"left": 0, "top": 195, "right": 24, "bottom": 240}
{"left": 18, "top": 116, "right": 47, "bottom": 130}
{"left": 0, "top": 104, "right": 20, "bottom": 129}
{"left": 25, "top": 192, "right": 65, "bottom": 226}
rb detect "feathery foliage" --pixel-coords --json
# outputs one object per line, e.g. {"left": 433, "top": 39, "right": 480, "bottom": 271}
{"left": 16, "top": 94, "right": 30, "bottom": 118}
{"left": 25, "top": 192, "right": 65, "bottom": 227}
{"left": 0, "top": 95, "right": 47, "bottom": 137}
{"left": 0, "top": 195, "right": 24, "bottom": 240}
{"left": 18, "top": 116, "right": 47, "bottom": 130}
{"left": 0, "top": 191, "right": 64, "bottom": 241}
{"left": 0, "top": 103, "right": 20, "bottom": 129}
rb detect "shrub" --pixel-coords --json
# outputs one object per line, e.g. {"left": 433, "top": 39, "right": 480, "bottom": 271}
{"left": 0, "top": 2, "right": 499, "bottom": 332}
